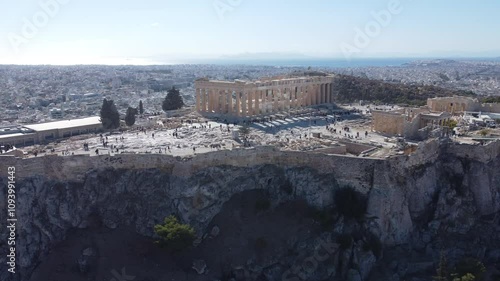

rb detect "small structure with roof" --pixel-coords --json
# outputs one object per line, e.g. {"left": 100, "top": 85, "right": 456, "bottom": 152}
{"left": 0, "top": 116, "right": 102, "bottom": 147}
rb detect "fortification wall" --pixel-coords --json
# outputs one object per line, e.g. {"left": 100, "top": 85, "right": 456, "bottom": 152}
{"left": 480, "top": 103, "right": 500, "bottom": 113}
{"left": 2, "top": 140, "right": 499, "bottom": 190}
{"left": 0, "top": 147, "right": 388, "bottom": 190}
{"left": 372, "top": 111, "right": 405, "bottom": 135}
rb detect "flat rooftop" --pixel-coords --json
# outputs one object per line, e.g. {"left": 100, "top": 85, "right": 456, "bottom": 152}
{"left": 24, "top": 116, "right": 102, "bottom": 132}
{"left": 0, "top": 133, "right": 32, "bottom": 140}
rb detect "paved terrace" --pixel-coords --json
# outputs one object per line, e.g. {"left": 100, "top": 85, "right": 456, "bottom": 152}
{"left": 7, "top": 105, "right": 405, "bottom": 159}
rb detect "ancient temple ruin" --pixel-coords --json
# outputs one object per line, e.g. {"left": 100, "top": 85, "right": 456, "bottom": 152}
{"left": 194, "top": 75, "right": 336, "bottom": 117}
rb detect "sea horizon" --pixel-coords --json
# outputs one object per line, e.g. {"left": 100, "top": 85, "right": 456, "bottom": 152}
{"left": 1, "top": 56, "right": 499, "bottom": 68}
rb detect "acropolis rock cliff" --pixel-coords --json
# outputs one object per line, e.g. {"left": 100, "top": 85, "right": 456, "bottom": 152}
{"left": 1, "top": 139, "right": 499, "bottom": 281}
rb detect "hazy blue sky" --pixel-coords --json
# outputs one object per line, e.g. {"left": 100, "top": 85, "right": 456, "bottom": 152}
{"left": 1, "top": 0, "right": 500, "bottom": 64}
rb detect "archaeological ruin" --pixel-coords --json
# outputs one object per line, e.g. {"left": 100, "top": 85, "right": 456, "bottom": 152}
{"left": 194, "top": 75, "right": 336, "bottom": 117}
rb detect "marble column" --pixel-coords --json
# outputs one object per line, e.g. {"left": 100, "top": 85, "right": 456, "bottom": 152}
{"left": 274, "top": 90, "right": 277, "bottom": 112}
{"left": 261, "top": 90, "right": 266, "bottom": 114}
{"left": 205, "top": 90, "right": 210, "bottom": 113}
{"left": 267, "top": 90, "right": 274, "bottom": 113}
{"left": 236, "top": 91, "right": 241, "bottom": 116}
{"left": 241, "top": 92, "right": 247, "bottom": 117}
{"left": 303, "top": 86, "right": 307, "bottom": 106}
{"left": 221, "top": 89, "right": 226, "bottom": 113}
{"left": 315, "top": 85, "right": 320, "bottom": 105}
{"left": 329, "top": 83, "right": 333, "bottom": 103}
{"left": 296, "top": 87, "right": 301, "bottom": 108}
{"left": 227, "top": 90, "right": 233, "bottom": 114}
{"left": 200, "top": 89, "right": 206, "bottom": 112}
{"left": 273, "top": 90, "right": 279, "bottom": 113}
{"left": 298, "top": 87, "right": 302, "bottom": 107}
{"left": 280, "top": 89, "right": 285, "bottom": 111}
{"left": 318, "top": 85, "right": 322, "bottom": 104}
{"left": 196, "top": 89, "right": 201, "bottom": 112}
{"left": 205, "top": 90, "right": 209, "bottom": 112}
{"left": 254, "top": 91, "right": 260, "bottom": 115}
{"left": 311, "top": 85, "right": 315, "bottom": 105}
{"left": 321, "top": 84, "right": 326, "bottom": 104}
{"left": 207, "top": 90, "right": 213, "bottom": 113}
{"left": 214, "top": 90, "right": 219, "bottom": 113}
{"left": 284, "top": 89, "right": 288, "bottom": 111}
{"left": 325, "top": 84, "right": 330, "bottom": 104}
{"left": 219, "top": 89, "right": 225, "bottom": 113}
{"left": 303, "top": 86, "right": 307, "bottom": 107}
{"left": 263, "top": 90, "right": 267, "bottom": 114}
{"left": 325, "top": 84, "right": 328, "bottom": 103}
{"left": 282, "top": 88, "right": 287, "bottom": 111}
{"left": 307, "top": 86, "right": 312, "bottom": 106}
{"left": 211, "top": 90, "right": 216, "bottom": 113}
{"left": 225, "top": 91, "right": 228, "bottom": 113}
{"left": 247, "top": 91, "right": 253, "bottom": 116}
{"left": 308, "top": 86, "right": 314, "bottom": 106}
{"left": 213, "top": 89, "right": 218, "bottom": 113}
{"left": 284, "top": 88, "right": 290, "bottom": 110}
{"left": 217, "top": 89, "right": 223, "bottom": 113}
{"left": 216, "top": 89, "right": 221, "bottom": 113}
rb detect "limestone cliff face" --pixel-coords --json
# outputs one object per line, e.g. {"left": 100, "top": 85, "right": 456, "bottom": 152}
{"left": 0, "top": 140, "right": 499, "bottom": 281}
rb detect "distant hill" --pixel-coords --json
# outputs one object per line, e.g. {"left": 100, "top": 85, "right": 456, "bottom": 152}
{"left": 331, "top": 74, "right": 476, "bottom": 106}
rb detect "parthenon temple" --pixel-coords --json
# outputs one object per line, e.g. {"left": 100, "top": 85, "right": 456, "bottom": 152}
{"left": 195, "top": 75, "right": 336, "bottom": 117}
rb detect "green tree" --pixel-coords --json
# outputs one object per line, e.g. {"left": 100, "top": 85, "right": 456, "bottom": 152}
{"left": 239, "top": 125, "right": 250, "bottom": 137}
{"left": 444, "top": 119, "right": 458, "bottom": 129}
{"left": 162, "top": 86, "right": 184, "bottom": 111}
{"left": 125, "top": 107, "right": 137, "bottom": 127}
{"left": 434, "top": 251, "right": 449, "bottom": 281}
{"left": 453, "top": 258, "right": 485, "bottom": 281}
{"left": 139, "top": 100, "right": 144, "bottom": 115}
{"left": 453, "top": 273, "right": 475, "bottom": 281}
{"left": 154, "top": 215, "right": 196, "bottom": 252}
{"left": 100, "top": 98, "right": 120, "bottom": 129}
{"left": 479, "top": 129, "right": 490, "bottom": 137}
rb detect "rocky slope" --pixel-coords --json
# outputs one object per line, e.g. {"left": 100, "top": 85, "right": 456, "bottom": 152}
{"left": 330, "top": 74, "right": 477, "bottom": 106}
{"left": 0, "top": 140, "right": 499, "bottom": 281}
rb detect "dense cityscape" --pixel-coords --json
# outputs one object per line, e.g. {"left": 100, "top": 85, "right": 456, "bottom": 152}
{"left": 1, "top": 59, "right": 499, "bottom": 125}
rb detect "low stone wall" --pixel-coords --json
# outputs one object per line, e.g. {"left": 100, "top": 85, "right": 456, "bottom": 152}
{"left": 310, "top": 145, "right": 347, "bottom": 155}
{"left": 338, "top": 141, "right": 376, "bottom": 156}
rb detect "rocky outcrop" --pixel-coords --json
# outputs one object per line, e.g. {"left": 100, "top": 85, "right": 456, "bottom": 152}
{"left": 0, "top": 139, "right": 499, "bottom": 281}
